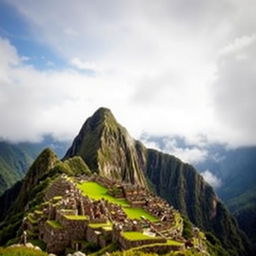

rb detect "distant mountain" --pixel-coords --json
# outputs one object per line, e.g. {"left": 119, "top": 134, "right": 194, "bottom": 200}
{"left": 0, "top": 136, "right": 69, "bottom": 195}
{"left": 64, "top": 107, "right": 251, "bottom": 256}
{"left": 196, "top": 146, "right": 256, "bottom": 251}
{"left": 138, "top": 135, "right": 256, "bottom": 250}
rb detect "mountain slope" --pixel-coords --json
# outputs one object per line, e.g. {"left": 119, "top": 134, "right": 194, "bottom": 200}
{"left": 144, "top": 149, "right": 250, "bottom": 256}
{"left": 0, "top": 148, "right": 90, "bottom": 245}
{"left": 63, "top": 107, "right": 251, "bottom": 256}
{"left": 0, "top": 137, "right": 69, "bottom": 195}
{"left": 0, "top": 142, "right": 34, "bottom": 195}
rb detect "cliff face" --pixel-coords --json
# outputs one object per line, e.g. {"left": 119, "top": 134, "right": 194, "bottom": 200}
{"left": 64, "top": 107, "right": 251, "bottom": 256}
{"left": 64, "top": 108, "right": 148, "bottom": 188}
{"left": 144, "top": 149, "right": 250, "bottom": 256}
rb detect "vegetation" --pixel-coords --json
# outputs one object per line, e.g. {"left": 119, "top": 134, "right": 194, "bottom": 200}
{"left": 121, "top": 232, "right": 158, "bottom": 241}
{"left": 182, "top": 216, "right": 193, "bottom": 239}
{"left": 89, "top": 242, "right": 119, "bottom": 256}
{"left": 77, "top": 181, "right": 129, "bottom": 206}
{"left": 146, "top": 148, "right": 250, "bottom": 256}
{"left": 78, "top": 181, "right": 158, "bottom": 222}
{"left": 64, "top": 215, "right": 88, "bottom": 220}
{"left": 0, "top": 246, "right": 48, "bottom": 256}
{"left": 109, "top": 250, "right": 204, "bottom": 256}
{"left": 123, "top": 207, "right": 158, "bottom": 222}
{"left": 0, "top": 142, "right": 34, "bottom": 195}
{"left": 88, "top": 222, "right": 112, "bottom": 229}
{"left": 46, "top": 220, "right": 63, "bottom": 229}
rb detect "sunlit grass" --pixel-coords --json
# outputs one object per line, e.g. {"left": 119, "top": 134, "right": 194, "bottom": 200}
{"left": 0, "top": 246, "right": 48, "bottom": 256}
{"left": 77, "top": 181, "right": 158, "bottom": 222}
{"left": 121, "top": 231, "right": 157, "bottom": 241}
{"left": 77, "top": 181, "right": 129, "bottom": 207}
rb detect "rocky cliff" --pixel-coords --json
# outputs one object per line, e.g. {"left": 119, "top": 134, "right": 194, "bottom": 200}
{"left": 64, "top": 108, "right": 148, "bottom": 188}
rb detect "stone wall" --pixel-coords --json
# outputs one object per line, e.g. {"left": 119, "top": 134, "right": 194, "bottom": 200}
{"left": 134, "top": 243, "right": 185, "bottom": 254}
{"left": 45, "top": 176, "right": 74, "bottom": 200}
{"left": 118, "top": 235, "right": 166, "bottom": 250}
{"left": 42, "top": 222, "right": 69, "bottom": 255}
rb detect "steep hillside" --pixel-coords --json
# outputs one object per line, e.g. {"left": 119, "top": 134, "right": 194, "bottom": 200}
{"left": 0, "top": 138, "right": 69, "bottom": 195}
{"left": 144, "top": 149, "right": 250, "bottom": 256}
{"left": 63, "top": 107, "right": 251, "bottom": 256}
{"left": 0, "top": 142, "right": 33, "bottom": 195}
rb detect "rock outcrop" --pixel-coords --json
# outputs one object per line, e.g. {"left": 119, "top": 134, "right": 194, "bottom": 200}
{"left": 64, "top": 108, "right": 148, "bottom": 188}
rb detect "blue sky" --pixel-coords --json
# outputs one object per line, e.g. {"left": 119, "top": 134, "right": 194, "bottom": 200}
{"left": 0, "top": 0, "right": 256, "bottom": 165}
{"left": 0, "top": 1, "right": 66, "bottom": 69}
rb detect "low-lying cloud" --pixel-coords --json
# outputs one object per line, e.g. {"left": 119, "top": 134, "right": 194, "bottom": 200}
{"left": 201, "top": 170, "right": 222, "bottom": 188}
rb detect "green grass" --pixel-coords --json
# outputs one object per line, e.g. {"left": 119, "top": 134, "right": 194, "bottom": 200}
{"left": 77, "top": 182, "right": 129, "bottom": 207}
{"left": 0, "top": 246, "right": 48, "bottom": 256}
{"left": 123, "top": 207, "right": 158, "bottom": 222}
{"left": 166, "top": 240, "right": 184, "bottom": 246}
{"left": 27, "top": 214, "right": 37, "bottom": 224}
{"left": 121, "top": 232, "right": 159, "bottom": 241}
{"left": 64, "top": 215, "right": 88, "bottom": 220}
{"left": 53, "top": 196, "right": 62, "bottom": 200}
{"left": 89, "top": 222, "right": 112, "bottom": 229}
{"left": 77, "top": 182, "right": 158, "bottom": 222}
{"left": 34, "top": 210, "right": 43, "bottom": 215}
{"left": 89, "top": 242, "right": 118, "bottom": 256}
{"left": 46, "top": 220, "right": 63, "bottom": 229}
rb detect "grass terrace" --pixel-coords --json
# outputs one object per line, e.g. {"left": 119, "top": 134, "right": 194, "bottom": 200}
{"left": 89, "top": 222, "right": 113, "bottom": 229}
{"left": 130, "top": 239, "right": 184, "bottom": 252}
{"left": 27, "top": 214, "right": 38, "bottom": 224}
{"left": 64, "top": 215, "right": 88, "bottom": 220}
{"left": 34, "top": 210, "right": 43, "bottom": 215}
{"left": 77, "top": 181, "right": 158, "bottom": 222}
{"left": 121, "top": 231, "right": 158, "bottom": 241}
{"left": 46, "top": 220, "right": 63, "bottom": 229}
{"left": 77, "top": 181, "right": 129, "bottom": 207}
{"left": 123, "top": 207, "right": 158, "bottom": 222}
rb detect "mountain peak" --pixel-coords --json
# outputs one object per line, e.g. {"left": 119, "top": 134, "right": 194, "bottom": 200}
{"left": 89, "top": 107, "right": 117, "bottom": 130}
{"left": 94, "top": 106, "right": 112, "bottom": 115}
{"left": 64, "top": 107, "right": 148, "bottom": 187}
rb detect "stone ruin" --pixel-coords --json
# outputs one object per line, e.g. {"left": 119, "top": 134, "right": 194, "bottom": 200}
{"left": 22, "top": 174, "right": 207, "bottom": 255}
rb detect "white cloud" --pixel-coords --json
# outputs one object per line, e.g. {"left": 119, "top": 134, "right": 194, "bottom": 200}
{"left": 0, "top": 0, "right": 256, "bottom": 148}
{"left": 219, "top": 34, "right": 256, "bottom": 56}
{"left": 201, "top": 170, "right": 222, "bottom": 188}
{"left": 0, "top": 37, "right": 134, "bottom": 142}
{"left": 212, "top": 34, "right": 256, "bottom": 147}
{"left": 71, "top": 58, "right": 102, "bottom": 72}
{"left": 141, "top": 136, "right": 208, "bottom": 164}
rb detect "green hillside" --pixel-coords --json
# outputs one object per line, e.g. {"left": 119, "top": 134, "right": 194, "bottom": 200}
{"left": 0, "top": 138, "right": 69, "bottom": 195}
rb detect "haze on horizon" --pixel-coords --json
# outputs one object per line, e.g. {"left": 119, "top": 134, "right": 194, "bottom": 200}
{"left": 0, "top": 0, "right": 255, "bottom": 161}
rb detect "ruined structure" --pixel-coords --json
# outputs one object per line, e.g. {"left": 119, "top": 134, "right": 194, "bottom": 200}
{"left": 22, "top": 174, "right": 207, "bottom": 255}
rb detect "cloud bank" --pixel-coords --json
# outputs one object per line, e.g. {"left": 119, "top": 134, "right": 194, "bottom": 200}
{"left": 0, "top": 0, "right": 255, "bottom": 148}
